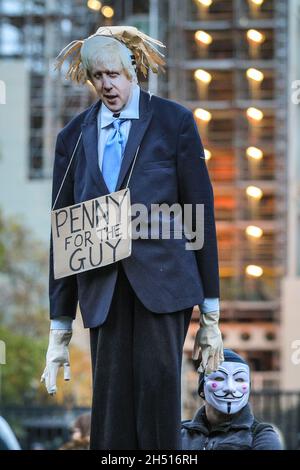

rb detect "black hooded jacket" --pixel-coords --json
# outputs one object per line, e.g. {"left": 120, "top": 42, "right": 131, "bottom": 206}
{"left": 181, "top": 404, "right": 282, "bottom": 450}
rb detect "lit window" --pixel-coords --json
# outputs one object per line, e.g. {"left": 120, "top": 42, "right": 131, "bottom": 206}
{"left": 250, "top": 0, "right": 264, "bottom": 5}
{"left": 245, "top": 265, "right": 263, "bottom": 277}
{"left": 247, "top": 107, "right": 264, "bottom": 121}
{"left": 247, "top": 29, "right": 265, "bottom": 43}
{"left": 194, "top": 108, "right": 212, "bottom": 122}
{"left": 246, "top": 225, "right": 263, "bottom": 238}
{"left": 87, "top": 0, "right": 102, "bottom": 11}
{"left": 204, "top": 149, "right": 211, "bottom": 160}
{"left": 246, "top": 185, "right": 263, "bottom": 199}
{"left": 195, "top": 30, "right": 213, "bottom": 45}
{"left": 194, "top": 69, "right": 212, "bottom": 83}
{"left": 101, "top": 5, "right": 114, "bottom": 18}
{"left": 246, "top": 68, "right": 264, "bottom": 82}
{"left": 196, "top": 0, "right": 213, "bottom": 6}
{"left": 246, "top": 146, "right": 263, "bottom": 160}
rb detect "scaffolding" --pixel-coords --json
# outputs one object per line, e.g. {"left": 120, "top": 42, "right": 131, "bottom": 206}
{"left": 167, "top": 0, "right": 288, "bottom": 390}
{"left": 0, "top": 0, "right": 104, "bottom": 179}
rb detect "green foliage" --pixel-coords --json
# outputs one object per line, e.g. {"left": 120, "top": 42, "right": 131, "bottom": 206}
{"left": 0, "top": 209, "right": 50, "bottom": 404}
{"left": 0, "top": 209, "right": 49, "bottom": 337}
{"left": 0, "top": 325, "right": 47, "bottom": 405}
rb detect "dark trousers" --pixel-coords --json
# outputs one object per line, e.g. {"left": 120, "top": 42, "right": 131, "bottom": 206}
{"left": 89, "top": 263, "right": 193, "bottom": 450}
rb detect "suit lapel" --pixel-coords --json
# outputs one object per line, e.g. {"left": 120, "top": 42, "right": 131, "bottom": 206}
{"left": 115, "top": 89, "right": 153, "bottom": 191}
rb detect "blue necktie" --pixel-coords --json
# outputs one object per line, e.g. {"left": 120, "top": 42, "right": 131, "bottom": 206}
{"left": 102, "top": 119, "right": 127, "bottom": 192}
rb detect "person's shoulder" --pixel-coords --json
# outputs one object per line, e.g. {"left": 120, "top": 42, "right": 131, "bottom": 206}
{"left": 181, "top": 420, "right": 193, "bottom": 438}
{"left": 58, "top": 101, "right": 98, "bottom": 140}
{"left": 151, "top": 93, "right": 192, "bottom": 120}
{"left": 251, "top": 419, "right": 284, "bottom": 450}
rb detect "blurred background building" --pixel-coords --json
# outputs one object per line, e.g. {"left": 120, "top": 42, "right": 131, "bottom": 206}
{"left": 164, "top": 0, "right": 287, "bottom": 397}
{"left": 0, "top": 0, "right": 300, "bottom": 446}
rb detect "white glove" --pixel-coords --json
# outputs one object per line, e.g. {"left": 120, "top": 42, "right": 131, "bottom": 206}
{"left": 41, "top": 329, "right": 72, "bottom": 395}
{"left": 192, "top": 311, "right": 224, "bottom": 374}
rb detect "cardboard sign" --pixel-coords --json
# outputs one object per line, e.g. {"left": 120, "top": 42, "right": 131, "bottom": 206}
{"left": 51, "top": 188, "right": 131, "bottom": 279}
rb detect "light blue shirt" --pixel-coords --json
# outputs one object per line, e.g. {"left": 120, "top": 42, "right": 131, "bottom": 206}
{"left": 97, "top": 83, "right": 140, "bottom": 171}
{"left": 200, "top": 297, "right": 219, "bottom": 314}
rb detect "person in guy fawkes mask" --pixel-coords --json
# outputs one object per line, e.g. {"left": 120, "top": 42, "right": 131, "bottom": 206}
{"left": 182, "top": 349, "right": 283, "bottom": 450}
{"left": 41, "top": 25, "right": 223, "bottom": 450}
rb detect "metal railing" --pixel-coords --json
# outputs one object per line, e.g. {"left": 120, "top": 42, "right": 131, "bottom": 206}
{"left": 2, "top": 391, "right": 300, "bottom": 449}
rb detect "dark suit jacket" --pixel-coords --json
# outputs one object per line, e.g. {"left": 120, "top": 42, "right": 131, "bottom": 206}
{"left": 49, "top": 88, "right": 220, "bottom": 328}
